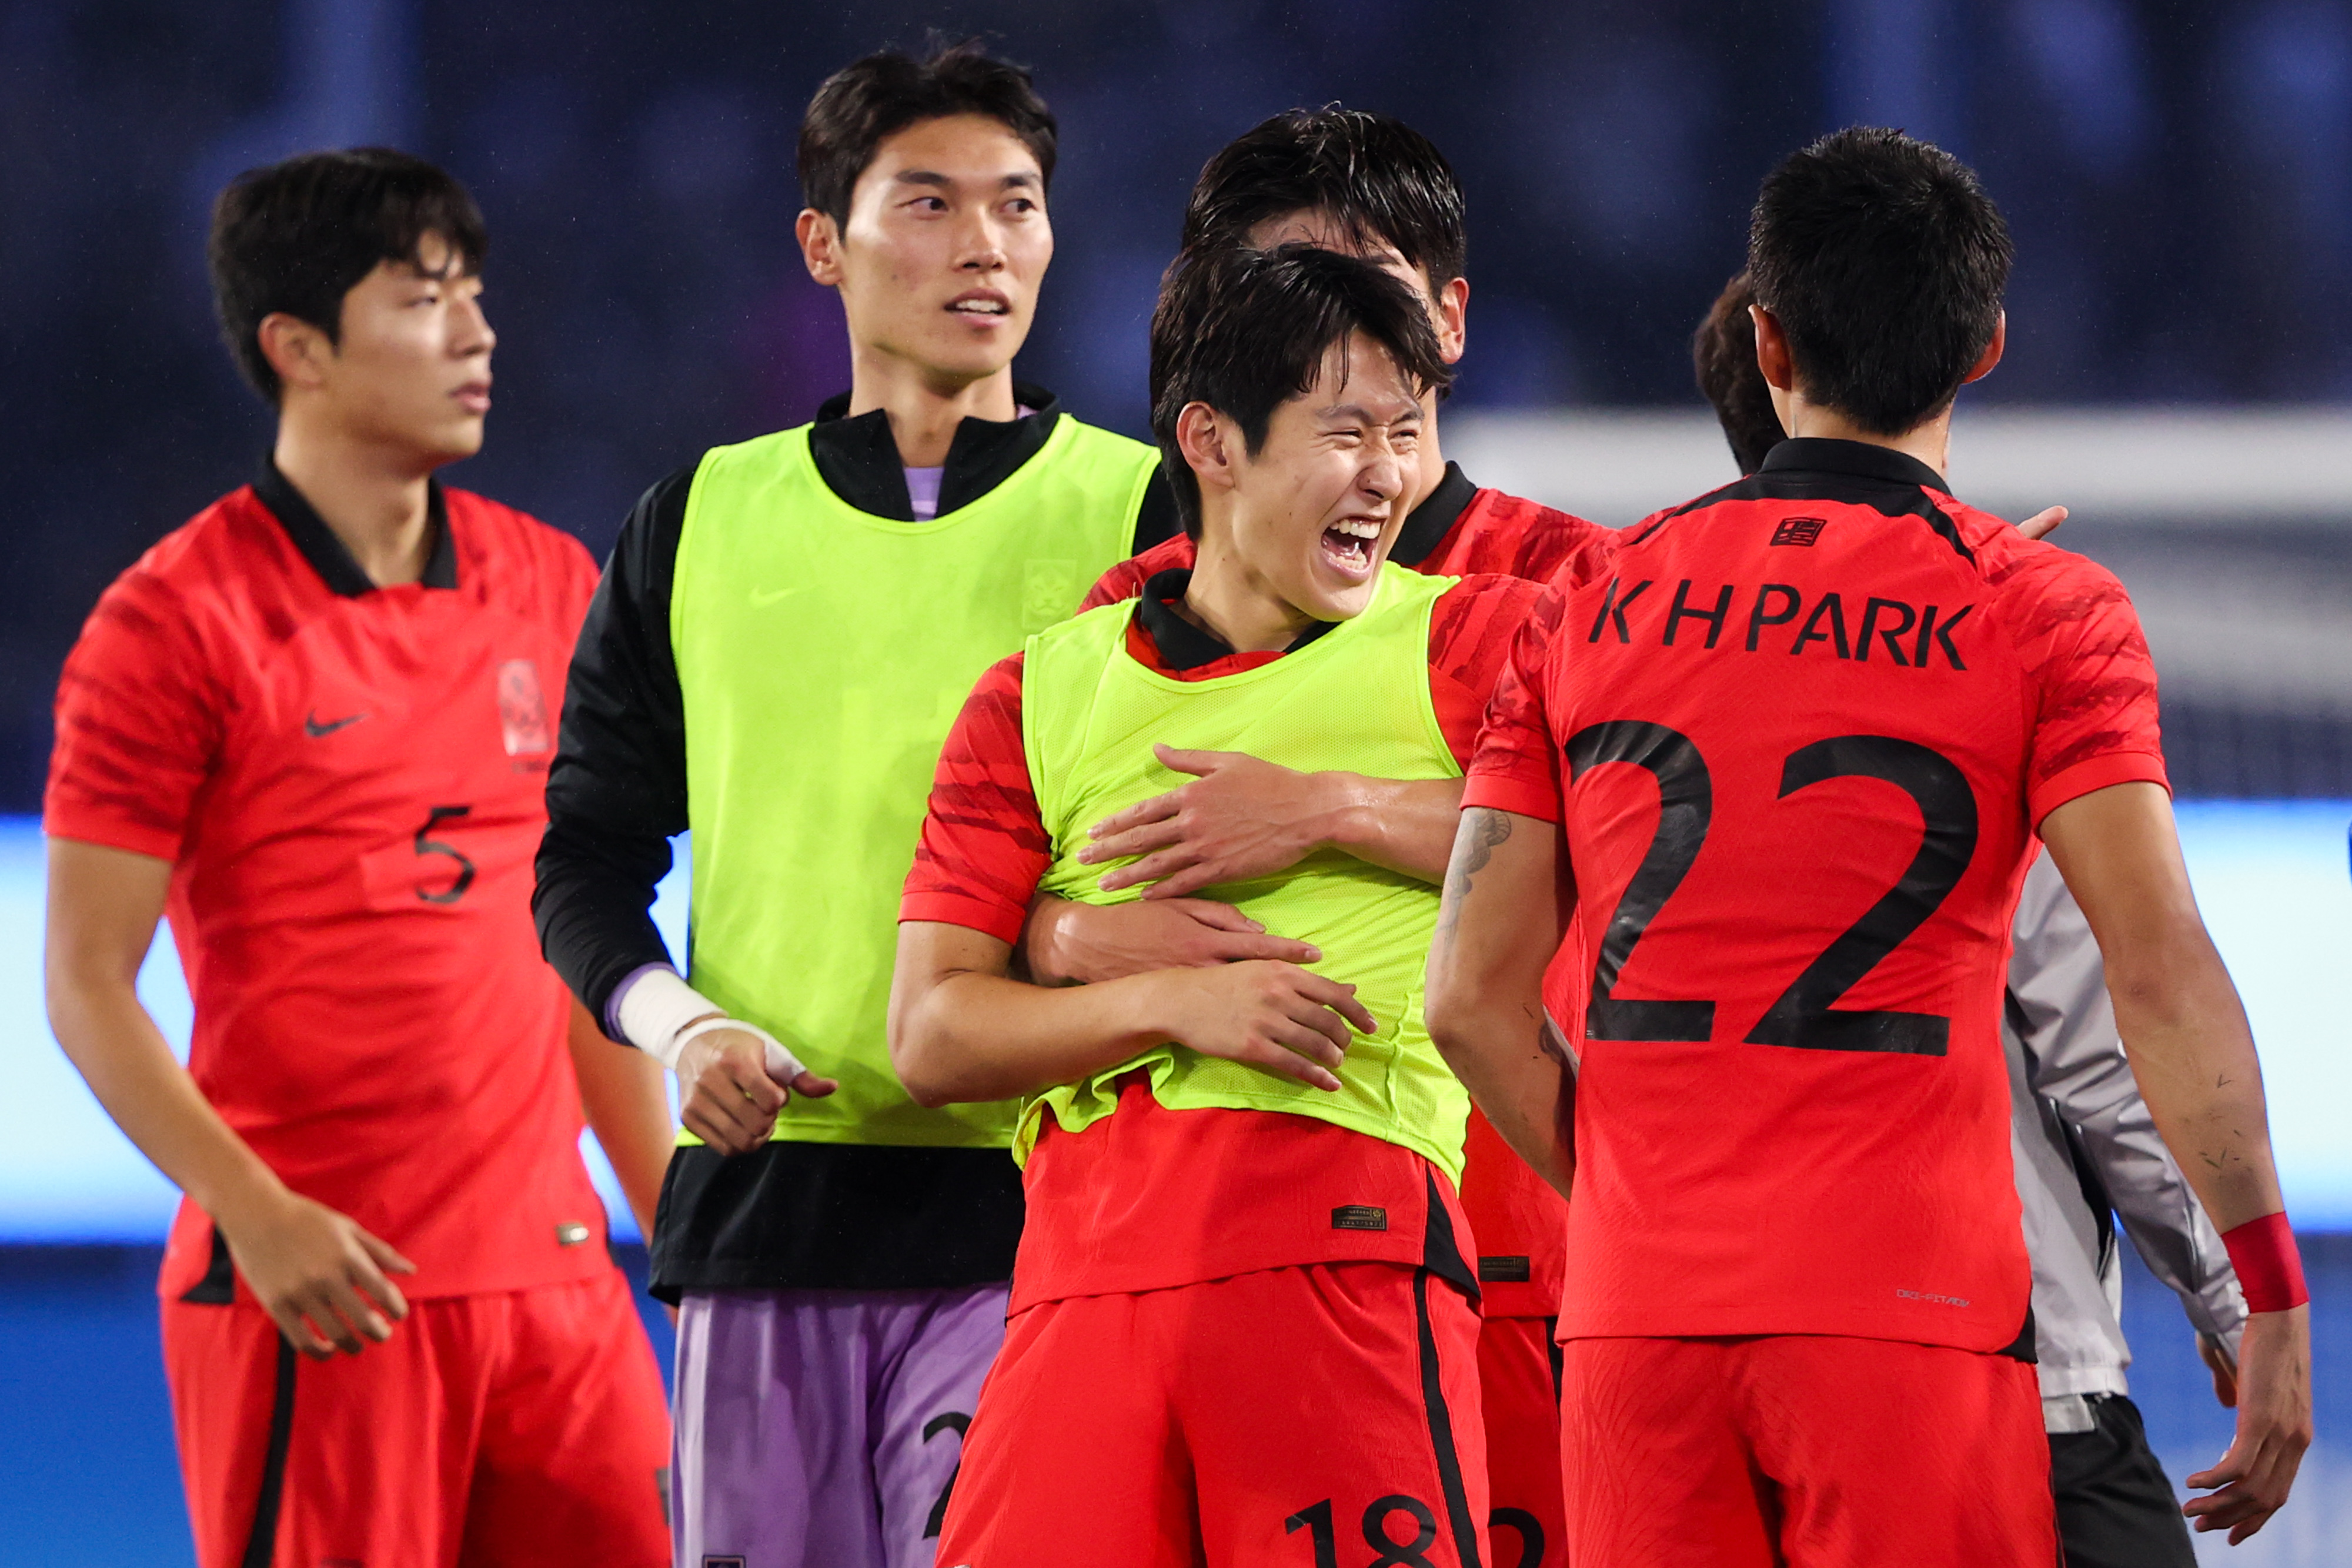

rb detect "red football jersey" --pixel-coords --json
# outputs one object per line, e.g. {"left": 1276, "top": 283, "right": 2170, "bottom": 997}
{"left": 1080, "top": 474, "right": 1615, "bottom": 612}
{"left": 1464, "top": 439, "right": 2168, "bottom": 1351}
{"left": 46, "top": 475, "right": 610, "bottom": 1301}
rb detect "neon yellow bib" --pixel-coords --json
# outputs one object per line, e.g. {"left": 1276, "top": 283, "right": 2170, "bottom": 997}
{"left": 671, "top": 415, "right": 1157, "bottom": 1147}
{"left": 1018, "top": 563, "right": 1469, "bottom": 1177}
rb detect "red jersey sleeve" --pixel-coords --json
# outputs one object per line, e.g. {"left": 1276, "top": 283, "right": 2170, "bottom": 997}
{"left": 1993, "top": 544, "right": 2170, "bottom": 824}
{"left": 900, "top": 652, "right": 1052, "bottom": 944}
{"left": 1080, "top": 534, "right": 1195, "bottom": 611}
{"left": 44, "top": 563, "right": 225, "bottom": 861}
{"left": 1426, "top": 574, "right": 1546, "bottom": 766}
{"left": 1460, "top": 585, "right": 1570, "bottom": 823}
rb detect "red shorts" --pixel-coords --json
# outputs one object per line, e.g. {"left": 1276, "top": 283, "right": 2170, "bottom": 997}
{"left": 1559, "top": 1335, "right": 2056, "bottom": 1568}
{"left": 1478, "top": 1316, "right": 1564, "bottom": 1568}
{"left": 162, "top": 1269, "right": 670, "bottom": 1568}
{"left": 938, "top": 1262, "right": 1488, "bottom": 1568}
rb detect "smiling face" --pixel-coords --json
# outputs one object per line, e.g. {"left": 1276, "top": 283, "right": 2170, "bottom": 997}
{"left": 1187, "top": 332, "right": 1425, "bottom": 630}
{"left": 803, "top": 112, "right": 1052, "bottom": 386}
{"left": 275, "top": 229, "right": 494, "bottom": 464}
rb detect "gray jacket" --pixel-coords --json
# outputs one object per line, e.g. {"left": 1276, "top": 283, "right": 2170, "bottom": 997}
{"left": 2007, "top": 850, "right": 2246, "bottom": 1415}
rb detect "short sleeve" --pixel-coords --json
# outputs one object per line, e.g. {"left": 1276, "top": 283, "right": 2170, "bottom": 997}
{"left": 900, "top": 653, "right": 1053, "bottom": 943}
{"left": 2000, "top": 551, "right": 2170, "bottom": 825}
{"left": 1426, "top": 575, "right": 1546, "bottom": 766}
{"left": 43, "top": 569, "right": 224, "bottom": 861}
{"left": 1461, "top": 586, "right": 1569, "bottom": 824}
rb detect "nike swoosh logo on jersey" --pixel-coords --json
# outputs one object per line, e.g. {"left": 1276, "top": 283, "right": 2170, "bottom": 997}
{"left": 303, "top": 711, "right": 368, "bottom": 738}
{"left": 749, "top": 584, "right": 808, "bottom": 608}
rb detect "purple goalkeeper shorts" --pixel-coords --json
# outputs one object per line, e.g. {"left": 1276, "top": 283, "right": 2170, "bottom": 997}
{"left": 671, "top": 1282, "right": 1010, "bottom": 1568}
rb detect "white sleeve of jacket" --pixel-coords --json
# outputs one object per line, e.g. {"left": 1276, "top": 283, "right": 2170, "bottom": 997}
{"left": 2009, "top": 851, "right": 2247, "bottom": 1354}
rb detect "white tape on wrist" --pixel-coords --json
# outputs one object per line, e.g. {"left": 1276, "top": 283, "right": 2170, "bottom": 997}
{"left": 615, "top": 968, "right": 814, "bottom": 1082}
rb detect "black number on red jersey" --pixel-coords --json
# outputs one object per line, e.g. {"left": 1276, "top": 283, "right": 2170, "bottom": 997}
{"left": 1565, "top": 731, "right": 1977, "bottom": 1052}
{"left": 1285, "top": 1495, "right": 1441, "bottom": 1567}
{"left": 413, "top": 805, "right": 475, "bottom": 904}
{"left": 1489, "top": 1507, "right": 1546, "bottom": 1568}
{"left": 1565, "top": 721, "right": 1715, "bottom": 1041}
{"left": 919, "top": 1410, "right": 971, "bottom": 1539}
{"left": 1744, "top": 737, "right": 1976, "bottom": 1053}
{"left": 1284, "top": 1499, "right": 1338, "bottom": 1568}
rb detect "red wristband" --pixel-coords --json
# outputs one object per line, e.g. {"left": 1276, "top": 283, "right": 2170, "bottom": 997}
{"left": 2221, "top": 1211, "right": 2309, "bottom": 1313}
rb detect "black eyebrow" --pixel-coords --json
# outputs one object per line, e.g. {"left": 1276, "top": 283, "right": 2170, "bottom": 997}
{"left": 890, "top": 170, "right": 1040, "bottom": 190}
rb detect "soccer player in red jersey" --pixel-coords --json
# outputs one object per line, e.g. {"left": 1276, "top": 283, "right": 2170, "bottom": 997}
{"left": 1028, "top": 113, "right": 1593, "bottom": 1564}
{"left": 892, "top": 246, "right": 1529, "bottom": 1567}
{"left": 1426, "top": 128, "right": 2312, "bottom": 1565}
{"left": 42, "top": 152, "right": 671, "bottom": 1567}
{"left": 1695, "top": 266, "right": 2249, "bottom": 1568}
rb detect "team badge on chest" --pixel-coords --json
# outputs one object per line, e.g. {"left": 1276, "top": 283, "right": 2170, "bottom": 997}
{"left": 496, "top": 658, "right": 552, "bottom": 755}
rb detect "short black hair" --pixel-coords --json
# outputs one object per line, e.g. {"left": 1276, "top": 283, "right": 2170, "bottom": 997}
{"left": 208, "top": 148, "right": 487, "bottom": 404}
{"left": 798, "top": 39, "right": 1057, "bottom": 229}
{"left": 1150, "top": 243, "right": 1454, "bottom": 540}
{"left": 1692, "top": 271, "right": 1783, "bottom": 474}
{"left": 1747, "top": 126, "right": 2012, "bottom": 436}
{"left": 1181, "top": 108, "right": 1466, "bottom": 289}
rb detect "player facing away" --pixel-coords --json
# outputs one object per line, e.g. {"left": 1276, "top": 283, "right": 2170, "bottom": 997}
{"left": 532, "top": 42, "right": 1173, "bottom": 1568}
{"left": 1691, "top": 268, "right": 2249, "bottom": 1568}
{"left": 1028, "top": 106, "right": 1603, "bottom": 1568}
{"left": 892, "top": 244, "right": 1526, "bottom": 1568}
{"left": 42, "top": 151, "right": 672, "bottom": 1568}
{"left": 1426, "top": 127, "right": 2312, "bottom": 1566}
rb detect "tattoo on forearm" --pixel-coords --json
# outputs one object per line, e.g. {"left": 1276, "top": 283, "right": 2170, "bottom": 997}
{"left": 1436, "top": 809, "right": 1515, "bottom": 943}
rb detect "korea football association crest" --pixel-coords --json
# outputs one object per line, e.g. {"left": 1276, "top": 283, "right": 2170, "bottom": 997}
{"left": 496, "top": 658, "right": 552, "bottom": 756}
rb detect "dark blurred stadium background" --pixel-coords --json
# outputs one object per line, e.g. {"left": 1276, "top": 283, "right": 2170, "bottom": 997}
{"left": 1, "top": 1, "right": 2347, "bottom": 1562}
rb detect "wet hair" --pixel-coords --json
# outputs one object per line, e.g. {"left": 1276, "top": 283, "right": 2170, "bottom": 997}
{"left": 797, "top": 39, "right": 1057, "bottom": 229}
{"left": 208, "top": 148, "right": 487, "bottom": 403}
{"left": 1180, "top": 107, "right": 1466, "bottom": 289}
{"left": 1692, "top": 271, "right": 1785, "bottom": 474}
{"left": 1150, "top": 243, "right": 1454, "bottom": 539}
{"left": 1747, "top": 126, "right": 2012, "bottom": 435}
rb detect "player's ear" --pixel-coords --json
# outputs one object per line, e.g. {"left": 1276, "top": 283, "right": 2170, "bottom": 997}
{"left": 1431, "top": 275, "right": 1468, "bottom": 365}
{"left": 257, "top": 312, "right": 335, "bottom": 396}
{"left": 1962, "top": 310, "right": 2006, "bottom": 385}
{"left": 797, "top": 208, "right": 844, "bottom": 287}
{"left": 1175, "top": 402, "right": 1238, "bottom": 497}
{"left": 1749, "top": 305, "right": 1796, "bottom": 393}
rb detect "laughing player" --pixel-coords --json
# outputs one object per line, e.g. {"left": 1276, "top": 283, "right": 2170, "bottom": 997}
{"left": 893, "top": 245, "right": 1531, "bottom": 1567}
{"left": 1025, "top": 111, "right": 1605, "bottom": 1565}
{"left": 42, "top": 151, "right": 671, "bottom": 1567}
{"left": 532, "top": 42, "right": 1172, "bottom": 1568}
{"left": 1428, "top": 128, "right": 2311, "bottom": 1564}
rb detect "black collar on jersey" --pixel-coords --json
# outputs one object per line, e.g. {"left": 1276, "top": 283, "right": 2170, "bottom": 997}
{"left": 811, "top": 381, "right": 1065, "bottom": 521}
{"left": 1639, "top": 434, "right": 1975, "bottom": 564}
{"left": 1759, "top": 436, "right": 1947, "bottom": 494}
{"left": 1387, "top": 460, "right": 1478, "bottom": 569}
{"left": 252, "top": 458, "right": 456, "bottom": 596}
{"left": 1135, "top": 567, "right": 1337, "bottom": 670}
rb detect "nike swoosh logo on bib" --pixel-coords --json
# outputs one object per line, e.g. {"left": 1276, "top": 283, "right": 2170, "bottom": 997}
{"left": 749, "top": 584, "right": 807, "bottom": 608}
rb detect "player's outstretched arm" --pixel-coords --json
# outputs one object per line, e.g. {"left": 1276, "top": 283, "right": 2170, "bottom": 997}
{"left": 1424, "top": 807, "right": 1576, "bottom": 1196}
{"left": 44, "top": 837, "right": 415, "bottom": 1360}
{"left": 890, "top": 920, "right": 1374, "bottom": 1107}
{"left": 2040, "top": 781, "right": 2313, "bottom": 1543}
{"left": 1082, "top": 745, "right": 1465, "bottom": 896}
